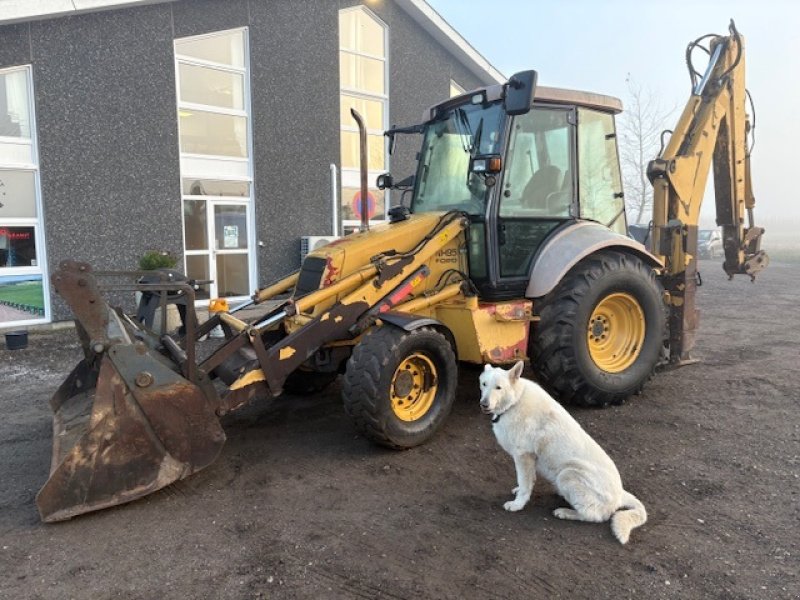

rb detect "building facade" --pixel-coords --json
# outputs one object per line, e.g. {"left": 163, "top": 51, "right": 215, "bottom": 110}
{"left": 0, "top": 0, "right": 502, "bottom": 325}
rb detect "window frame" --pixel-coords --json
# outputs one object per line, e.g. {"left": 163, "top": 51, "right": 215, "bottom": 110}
{"left": 576, "top": 107, "right": 627, "bottom": 234}
{"left": 338, "top": 5, "right": 390, "bottom": 230}
{"left": 174, "top": 27, "right": 257, "bottom": 303}
{"left": 0, "top": 64, "right": 50, "bottom": 325}
{"left": 175, "top": 31, "right": 250, "bottom": 163}
{"left": 489, "top": 104, "right": 578, "bottom": 286}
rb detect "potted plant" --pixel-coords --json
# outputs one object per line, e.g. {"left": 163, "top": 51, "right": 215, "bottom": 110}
{"left": 136, "top": 250, "right": 182, "bottom": 334}
{"left": 138, "top": 250, "right": 179, "bottom": 272}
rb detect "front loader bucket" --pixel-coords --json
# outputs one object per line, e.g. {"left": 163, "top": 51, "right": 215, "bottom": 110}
{"left": 36, "top": 344, "right": 226, "bottom": 522}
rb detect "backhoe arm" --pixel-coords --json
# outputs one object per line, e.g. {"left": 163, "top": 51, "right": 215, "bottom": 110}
{"left": 646, "top": 21, "right": 768, "bottom": 363}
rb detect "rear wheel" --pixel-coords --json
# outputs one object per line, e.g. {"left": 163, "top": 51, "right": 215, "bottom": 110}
{"left": 531, "top": 251, "right": 665, "bottom": 407}
{"left": 342, "top": 326, "right": 457, "bottom": 449}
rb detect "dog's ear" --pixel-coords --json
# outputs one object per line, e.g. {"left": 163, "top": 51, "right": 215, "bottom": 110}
{"left": 508, "top": 360, "right": 524, "bottom": 384}
{"left": 483, "top": 364, "right": 493, "bottom": 373}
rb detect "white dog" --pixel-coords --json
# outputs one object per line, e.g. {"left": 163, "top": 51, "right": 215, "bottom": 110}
{"left": 479, "top": 361, "right": 647, "bottom": 544}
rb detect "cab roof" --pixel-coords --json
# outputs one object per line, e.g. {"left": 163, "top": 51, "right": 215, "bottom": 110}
{"left": 535, "top": 85, "right": 623, "bottom": 114}
{"left": 434, "top": 82, "right": 623, "bottom": 120}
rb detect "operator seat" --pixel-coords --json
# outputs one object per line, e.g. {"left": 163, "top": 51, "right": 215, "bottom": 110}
{"left": 522, "top": 164, "right": 562, "bottom": 210}
{"left": 544, "top": 169, "right": 573, "bottom": 216}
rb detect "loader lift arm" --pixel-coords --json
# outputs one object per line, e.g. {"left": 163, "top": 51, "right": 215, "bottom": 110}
{"left": 37, "top": 208, "right": 471, "bottom": 521}
{"left": 646, "top": 20, "right": 768, "bottom": 364}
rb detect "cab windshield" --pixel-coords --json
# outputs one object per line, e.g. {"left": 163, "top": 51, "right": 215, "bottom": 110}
{"left": 411, "top": 101, "right": 505, "bottom": 216}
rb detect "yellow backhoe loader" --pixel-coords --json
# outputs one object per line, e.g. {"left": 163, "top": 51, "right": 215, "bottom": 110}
{"left": 37, "top": 21, "right": 766, "bottom": 522}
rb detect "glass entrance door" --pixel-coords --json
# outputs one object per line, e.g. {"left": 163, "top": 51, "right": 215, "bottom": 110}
{"left": 211, "top": 202, "right": 250, "bottom": 298}
{"left": 182, "top": 178, "right": 252, "bottom": 299}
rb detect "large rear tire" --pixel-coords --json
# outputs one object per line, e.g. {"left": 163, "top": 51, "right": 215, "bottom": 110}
{"left": 342, "top": 326, "right": 457, "bottom": 449}
{"left": 531, "top": 251, "right": 665, "bottom": 407}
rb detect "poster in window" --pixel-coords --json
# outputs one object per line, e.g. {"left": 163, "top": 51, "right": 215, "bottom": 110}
{"left": 0, "top": 170, "right": 37, "bottom": 218}
{"left": 223, "top": 225, "right": 239, "bottom": 248}
{"left": 0, "top": 226, "right": 36, "bottom": 267}
{"left": 0, "top": 274, "right": 45, "bottom": 323}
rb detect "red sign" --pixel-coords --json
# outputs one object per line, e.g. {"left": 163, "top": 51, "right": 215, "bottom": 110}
{"left": 0, "top": 228, "right": 32, "bottom": 240}
{"left": 351, "top": 190, "right": 376, "bottom": 220}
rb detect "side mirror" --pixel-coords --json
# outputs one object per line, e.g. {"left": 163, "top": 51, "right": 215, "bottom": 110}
{"left": 504, "top": 70, "right": 537, "bottom": 116}
{"left": 376, "top": 173, "right": 393, "bottom": 190}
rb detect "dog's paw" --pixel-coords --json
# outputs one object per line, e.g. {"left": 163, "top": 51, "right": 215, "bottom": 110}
{"left": 553, "top": 508, "right": 574, "bottom": 520}
{"left": 504, "top": 499, "right": 527, "bottom": 512}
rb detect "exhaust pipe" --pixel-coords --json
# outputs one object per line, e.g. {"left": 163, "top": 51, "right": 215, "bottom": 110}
{"left": 350, "top": 108, "right": 370, "bottom": 232}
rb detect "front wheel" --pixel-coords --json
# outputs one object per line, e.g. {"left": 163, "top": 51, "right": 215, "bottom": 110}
{"left": 342, "top": 326, "right": 457, "bottom": 449}
{"left": 531, "top": 251, "right": 666, "bottom": 407}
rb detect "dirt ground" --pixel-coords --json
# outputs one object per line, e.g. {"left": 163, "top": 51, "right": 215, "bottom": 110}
{"left": 1, "top": 260, "right": 798, "bottom": 600}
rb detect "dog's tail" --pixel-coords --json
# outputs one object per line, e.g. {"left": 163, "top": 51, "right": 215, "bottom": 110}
{"left": 610, "top": 490, "right": 647, "bottom": 545}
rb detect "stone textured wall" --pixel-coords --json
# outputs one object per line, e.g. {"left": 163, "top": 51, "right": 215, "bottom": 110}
{"left": 0, "top": 0, "right": 496, "bottom": 320}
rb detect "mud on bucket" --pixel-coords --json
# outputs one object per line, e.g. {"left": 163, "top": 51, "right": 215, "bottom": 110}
{"left": 5, "top": 330, "right": 28, "bottom": 350}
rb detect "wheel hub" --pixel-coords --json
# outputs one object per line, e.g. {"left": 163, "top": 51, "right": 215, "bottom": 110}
{"left": 587, "top": 292, "right": 646, "bottom": 373}
{"left": 392, "top": 370, "right": 414, "bottom": 398}
{"left": 590, "top": 318, "right": 607, "bottom": 339}
{"left": 391, "top": 353, "right": 438, "bottom": 422}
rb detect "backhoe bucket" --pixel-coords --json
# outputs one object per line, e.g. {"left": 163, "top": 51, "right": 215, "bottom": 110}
{"left": 36, "top": 343, "right": 226, "bottom": 522}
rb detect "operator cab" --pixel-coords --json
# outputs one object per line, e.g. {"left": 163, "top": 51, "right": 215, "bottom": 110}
{"left": 391, "top": 73, "right": 626, "bottom": 300}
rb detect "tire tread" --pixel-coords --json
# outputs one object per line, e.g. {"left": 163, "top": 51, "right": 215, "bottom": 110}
{"left": 342, "top": 326, "right": 456, "bottom": 448}
{"left": 531, "top": 251, "right": 665, "bottom": 407}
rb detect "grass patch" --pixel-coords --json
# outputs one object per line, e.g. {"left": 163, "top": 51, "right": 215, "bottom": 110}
{"left": 0, "top": 280, "right": 45, "bottom": 309}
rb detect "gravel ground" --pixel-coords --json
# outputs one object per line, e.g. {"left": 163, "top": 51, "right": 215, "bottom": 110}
{"left": 0, "top": 260, "right": 798, "bottom": 599}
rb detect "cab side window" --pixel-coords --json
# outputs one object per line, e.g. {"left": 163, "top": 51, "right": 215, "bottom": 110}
{"left": 577, "top": 108, "right": 626, "bottom": 234}
{"left": 500, "top": 108, "right": 573, "bottom": 218}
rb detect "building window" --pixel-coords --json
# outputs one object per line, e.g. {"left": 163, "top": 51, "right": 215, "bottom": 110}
{"left": 0, "top": 66, "right": 48, "bottom": 325}
{"left": 339, "top": 7, "right": 388, "bottom": 232}
{"left": 175, "top": 28, "right": 256, "bottom": 300}
{"left": 449, "top": 80, "right": 465, "bottom": 98}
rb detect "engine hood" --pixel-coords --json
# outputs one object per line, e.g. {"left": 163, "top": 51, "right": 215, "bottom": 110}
{"left": 295, "top": 212, "right": 462, "bottom": 300}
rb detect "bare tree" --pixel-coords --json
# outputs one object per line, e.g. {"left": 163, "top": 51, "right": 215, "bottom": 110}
{"left": 617, "top": 75, "right": 675, "bottom": 224}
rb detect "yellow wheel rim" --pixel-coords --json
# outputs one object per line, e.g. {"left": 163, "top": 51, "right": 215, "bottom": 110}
{"left": 391, "top": 353, "right": 438, "bottom": 422}
{"left": 587, "top": 292, "right": 646, "bottom": 373}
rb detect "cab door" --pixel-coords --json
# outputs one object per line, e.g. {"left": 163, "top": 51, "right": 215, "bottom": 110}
{"left": 487, "top": 106, "right": 576, "bottom": 298}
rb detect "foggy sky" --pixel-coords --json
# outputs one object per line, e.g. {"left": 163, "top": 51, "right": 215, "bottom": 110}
{"left": 427, "top": 0, "right": 799, "bottom": 231}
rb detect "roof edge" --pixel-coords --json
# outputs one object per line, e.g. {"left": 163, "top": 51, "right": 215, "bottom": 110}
{"left": 0, "top": 0, "right": 507, "bottom": 87}
{"left": 0, "top": 0, "right": 176, "bottom": 27}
